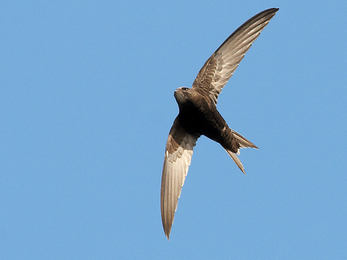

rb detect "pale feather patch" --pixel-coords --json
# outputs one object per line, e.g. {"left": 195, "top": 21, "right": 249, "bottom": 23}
{"left": 161, "top": 134, "right": 197, "bottom": 239}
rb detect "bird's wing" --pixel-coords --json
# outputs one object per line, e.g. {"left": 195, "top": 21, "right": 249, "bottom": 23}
{"left": 192, "top": 8, "right": 278, "bottom": 105}
{"left": 161, "top": 117, "right": 198, "bottom": 239}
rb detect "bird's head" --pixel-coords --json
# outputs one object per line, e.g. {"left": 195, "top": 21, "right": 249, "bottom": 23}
{"left": 174, "top": 87, "right": 190, "bottom": 106}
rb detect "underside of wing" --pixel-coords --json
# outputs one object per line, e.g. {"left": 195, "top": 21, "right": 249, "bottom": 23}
{"left": 192, "top": 8, "right": 278, "bottom": 105}
{"left": 161, "top": 118, "right": 198, "bottom": 239}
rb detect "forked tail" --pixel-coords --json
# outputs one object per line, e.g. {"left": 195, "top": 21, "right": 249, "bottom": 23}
{"left": 225, "top": 130, "right": 258, "bottom": 174}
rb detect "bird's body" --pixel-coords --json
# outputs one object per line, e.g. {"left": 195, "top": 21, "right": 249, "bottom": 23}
{"left": 161, "top": 8, "right": 279, "bottom": 239}
{"left": 173, "top": 87, "right": 254, "bottom": 154}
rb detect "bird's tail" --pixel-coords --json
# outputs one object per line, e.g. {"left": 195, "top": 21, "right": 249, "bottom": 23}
{"left": 224, "top": 130, "right": 258, "bottom": 174}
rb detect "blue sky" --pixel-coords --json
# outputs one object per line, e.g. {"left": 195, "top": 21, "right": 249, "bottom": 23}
{"left": 1, "top": 1, "right": 346, "bottom": 259}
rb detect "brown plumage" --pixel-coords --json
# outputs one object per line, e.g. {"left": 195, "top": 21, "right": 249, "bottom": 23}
{"left": 161, "top": 8, "right": 278, "bottom": 239}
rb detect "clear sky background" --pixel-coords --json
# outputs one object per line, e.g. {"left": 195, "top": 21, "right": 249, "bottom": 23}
{"left": 1, "top": 1, "right": 346, "bottom": 259}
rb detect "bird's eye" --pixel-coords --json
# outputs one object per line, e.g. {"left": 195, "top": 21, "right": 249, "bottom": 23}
{"left": 181, "top": 87, "right": 188, "bottom": 91}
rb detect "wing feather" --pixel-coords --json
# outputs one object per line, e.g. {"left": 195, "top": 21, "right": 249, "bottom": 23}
{"left": 161, "top": 118, "right": 198, "bottom": 239}
{"left": 192, "top": 8, "right": 278, "bottom": 105}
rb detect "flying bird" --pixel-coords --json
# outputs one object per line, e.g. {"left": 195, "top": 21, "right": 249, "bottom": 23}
{"left": 161, "top": 8, "right": 278, "bottom": 239}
